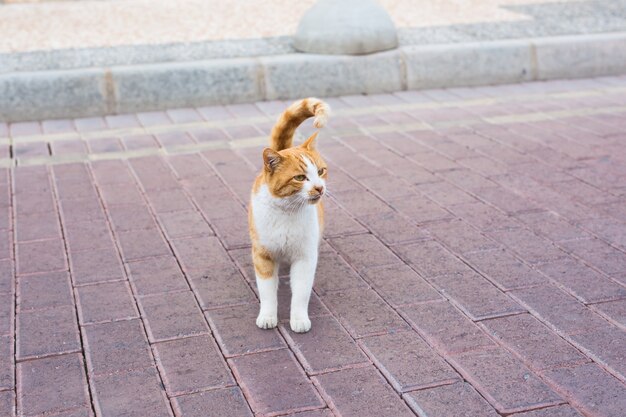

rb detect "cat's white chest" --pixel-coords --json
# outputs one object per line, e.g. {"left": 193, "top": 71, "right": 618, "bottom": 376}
{"left": 251, "top": 185, "right": 319, "bottom": 262}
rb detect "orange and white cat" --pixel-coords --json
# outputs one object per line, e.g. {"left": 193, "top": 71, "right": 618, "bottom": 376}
{"left": 248, "top": 98, "right": 330, "bottom": 333}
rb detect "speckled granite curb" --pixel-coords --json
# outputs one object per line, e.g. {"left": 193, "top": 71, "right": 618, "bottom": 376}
{"left": 2, "top": 32, "right": 626, "bottom": 122}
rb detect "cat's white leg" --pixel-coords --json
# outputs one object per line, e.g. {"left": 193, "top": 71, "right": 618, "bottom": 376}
{"left": 289, "top": 257, "right": 317, "bottom": 333}
{"left": 256, "top": 264, "right": 279, "bottom": 329}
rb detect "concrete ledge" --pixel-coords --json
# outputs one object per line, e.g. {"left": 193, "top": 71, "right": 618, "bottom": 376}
{"left": 403, "top": 39, "right": 533, "bottom": 89}
{"left": 533, "top": 32, "right": 626, "bottom": 80}
{"left": 112, "top": 59, "right": 264, "bottom": 113}
{"left": 0, "top": 37, "right": 293, "bottom": 74}
{"left": 1, "top": 32, "right": 626, "bottom": 122}
{"left": 262, "top": 50, "right": 403, "bottom": 99}
{"left": 0, "top": 68, "right": 108, "bottom": 121}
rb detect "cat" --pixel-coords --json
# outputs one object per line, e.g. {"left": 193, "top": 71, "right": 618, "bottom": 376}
{"left": 248, "top": 98, "right": 330, "bottom": 333}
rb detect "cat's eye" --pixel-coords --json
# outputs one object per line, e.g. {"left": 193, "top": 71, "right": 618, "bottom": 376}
{"left": 293, "top": 175, "right": 307, "bottom": 181}
{"left": 318, "top": 167, "right": 326, "bottom": 176}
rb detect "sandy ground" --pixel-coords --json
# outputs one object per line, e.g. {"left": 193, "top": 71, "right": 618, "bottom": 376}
{"left": 0, "top": 0, "right": 583, "bottom": 52}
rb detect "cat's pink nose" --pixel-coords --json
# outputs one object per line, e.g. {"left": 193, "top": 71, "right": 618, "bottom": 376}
{"left": 314, "top": 186, "right": 324, "bottom": 195}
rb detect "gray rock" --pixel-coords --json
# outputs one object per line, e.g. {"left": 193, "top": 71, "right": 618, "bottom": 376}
{"left": 262, "top": 50, "right": 403, "bottom": 100}
{"left": 403, "top": 40, "right": 533, "bottom": 89}
{"left": 534, "top": 32, "right": 626, "bottom": 80}
{"left": 294, "top": 0, "right": 398, "bottom": 55}
{"left": 0, "top": 68, "right": 108, "bottom": 122}
{"left": 112, "top": 58, "right": 263, "bottom": 114}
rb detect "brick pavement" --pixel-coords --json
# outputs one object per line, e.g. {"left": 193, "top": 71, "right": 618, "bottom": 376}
{"left": 2, "top": 76, "right": 626, "bottom": 416}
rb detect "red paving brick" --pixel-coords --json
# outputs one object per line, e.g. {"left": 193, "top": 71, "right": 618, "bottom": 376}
{"left": 313, "top": 249, "right": 368, "bottom": 294}
{"left": 542, "top": 363, "right": 626, "bottom": 417}
{"left": 171, "top": 387, "right": 253, "bottom": 417}
{"left": 54, "top": 179, "right": 96, "bottom": 202}
{"left": 415, "top": 180, "right": 477, "bottom": 206}
{"left": 106, "top": 203, "right": 156, "bottom": 231}
{"left": 426, "top": 218, "right": 501, "bottom": 254}
{"left": 429, "top": 270, "right": 526, "bottom": 320}
{"left": 280, "top": 315, "right": 368, "bottom": 375}
{"left": 400, "top": 300, "right": 497, "bottom": 354}
{"left": 329, "top": 234, "right": 401, "bottom": 272}
{"left": 280, "top": 410, "right": 334, "bottom": 417}
{"left": 83, "top": 319, "right": 153, "bottom": 376}
{"left": 16, "top": 238, "right": 67, "bottom": 275}
{"left": 447, "top": 200, "right": 520, "bottom": 231}
{"left": 205, "top": 303, "right": 286, "bottom": 357}
{"left": 316, "top": 199, "right": 367, "bottom": 238}
{"left": 488, "top": 227, "right": 567, "bottom": 265}
{"left": 313, "top": 366, "right": 415, "bottom": 417}
{"left": 145, "top": 188, "right": 194, "bottom": 213}
{"left": 90, "top": 160, "right": 134, "bottom": 185}
{"left": 15, "top": 210, "right": 61, "bottom": 242}
{"left": 116, "top": 227, "right": 172, "bottom": 261}
{"left": 320, "top": 287, "right": 409, "bottom": 338}
{"left": 0, "top": 295, "right": 14, "bottom": 336}
{"left": 0, "top": 259, "right": 13, "bottom": 295}
{"left": 75, "top": 281, "right": 139, "bottom": 324}
{"left": 91, "top": 367, "right": 172, "bottom": 417}
{"left": 510, "top": 285, "right": 611, "bottom": 335}
{"left": 510, "top": 405, "right": 585, "bottom": 417}
{"left": 68, "top": 247, "right": 125, "bottom": 285}
{"left": 14, "top": 190, "right": 55, "bottom": 217}
{"left": 361, "top": 211, "right": 430, "bottom": 245}
{"left": 480, "top": 314, "right": 588, "bottom": 371}
{"left": 361, "top": 263, "right": 442, "bottom": 307}
{"left": 537, "top": 258, "right": 626, "bottom": 303}
{"left": 359, "top": 330, "right": 460, "bottom": 392}
{"left": 170, "top": 235, "right": 232, "bottom": 278}
{"left": 125, "top": 255, "right": 190, "bottom": 295}
{"left": 17, "top": 271, "right": 73, "bottom": 311}
{"left": 568, "top": 325, "right": 626, "bottom": 381}
{"left": 515, "top": 211, "right": 587, "bottom": 242}
{"left": 558, "top": 237, "right": 626, "bottom": 276}
{"left": 389, "top": 193, "right": 453, "bottom": 224}
{"left": 404, "top": 381, "right": 500, "bottom": 417}
{"left": 0, "top": 335, "right": 14, "bottom": 390}
{"left": 98, "top": 182, "right": 146, "bottom": 206}
{"left": 17, "top": 353, "right": 90, "bottom": 417}
{"left": 463, "top": 248, "right": 546, "bottom": 290}
{"left": 59, "top": 197, "right": 106, "bottom": 223}
{"left": 153, "top": 334, "right": 234, "bottom": 395}
{"left": 450, "top": 348, "right": 563, "bottom": 414}
{"left": 17, "top": 306, "right": 81, "bottom": 359}
{"left": 210, "top": 213, "right": 251, "bottom": 249}
{"left": 157, "top": 209, "right": 214, "bottom": 239}
{"left": 0, "top": 390, "right": 15, "bottom": 417}
{"left": 64, "top": 220, "right": 114, "bottom": 252}
{"left": 392, "top": 239, "right": 470, "bottom": 278}
{"left": 137, "top": 290, "right": 209, "bottom": 342}
{"left": 229, "top": 349, "right": 323, "bottom": 416}
{"left": 188, "top": 263, "right": 256, "bottom": 309}
{"left": 6, "top": 79, "right": 626, "bottom": 416}
{"left": 590, "top": 299, "right": 626, "bottom": 329}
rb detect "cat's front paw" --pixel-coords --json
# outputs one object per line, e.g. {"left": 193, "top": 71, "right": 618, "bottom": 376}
{"left": 256, "top": 314, "right": 278, "bottom": 329}
{"left": 290, "top": 317, "right": 311, "bottom": 333}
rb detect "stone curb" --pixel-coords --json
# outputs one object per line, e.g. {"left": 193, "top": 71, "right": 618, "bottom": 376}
{"left": 1, "top": 32, "right": 625, "bottom": 122}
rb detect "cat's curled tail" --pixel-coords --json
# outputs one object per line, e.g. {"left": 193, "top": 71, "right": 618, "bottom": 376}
{"left": 269, "top": 98, "right": 330, "bottom": 151}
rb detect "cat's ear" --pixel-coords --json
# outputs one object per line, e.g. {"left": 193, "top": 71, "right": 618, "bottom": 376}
{"left": 301, "top": 131, "right": 319, "bottom": 151}
{"left": 263, "top": 148, "right": 282, "bottom": 172}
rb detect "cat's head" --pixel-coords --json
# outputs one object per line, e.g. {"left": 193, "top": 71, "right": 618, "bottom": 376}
{"left": 262, "top": 132, "right": 327, "bottom": 204}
